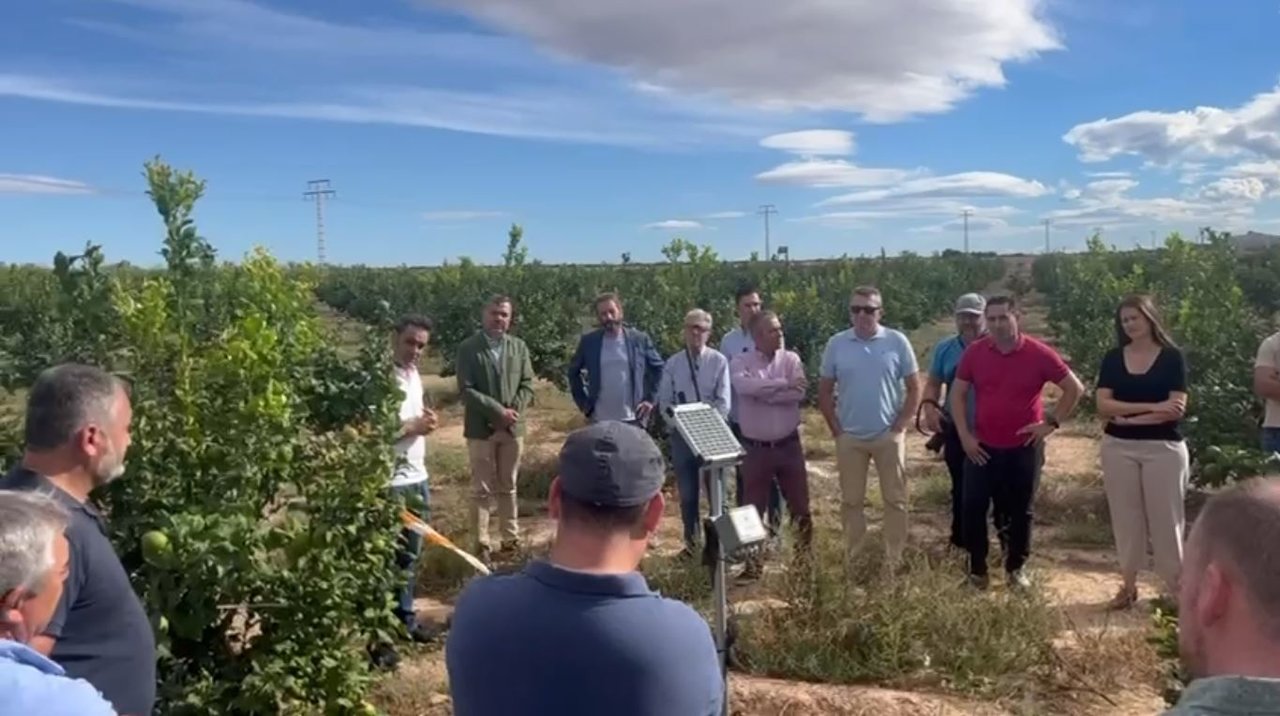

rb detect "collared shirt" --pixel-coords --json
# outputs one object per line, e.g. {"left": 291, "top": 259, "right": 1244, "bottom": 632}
{"left": 393, "top": 364, "right": 428, "bottom": 487}
{"left": 486, "top": 334, "right": 505, "bottom": 365}
{"left": 658, "top": 346, "right": 731, "bottom": 422}
{"left": 594, "top": 332, "right": 635, "bottom": 422}
{"left": 0, "top": 639, "right": 117, "bottom": 715}
{"left": 719, "top": 326, "right": 755, "bottom": 423}
{"left": 446, "top": 559, "right": 724, "bottom": 716}
{"left": 929, "top": 334, "right": 978, "bottom": 424}
{"left": 730, "top": 349, "right": 805, "bottom": 442}
{"left": 0, "top": 469, "right": 156, "bottom": 715}
{"left": 820, "top": 326, "right": 919, "bottom": 440}
{"left": 1162, "top": 675, "right": 1280, "bottom": 714}
{"left": 956, "top": 334, "right": 1070, "bottom": 449}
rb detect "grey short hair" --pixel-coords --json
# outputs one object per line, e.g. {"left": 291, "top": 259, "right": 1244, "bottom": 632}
{"left": 24, "top": 363, "right": 128, "bottom": 451}
{"left": 0, "top": 490, "right": 68, "bottom": 596}
{"left": 683, "top": 309, "right": 712, "bottom": 328}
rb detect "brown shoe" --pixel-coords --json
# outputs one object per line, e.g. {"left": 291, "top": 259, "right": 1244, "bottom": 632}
{"left": 1107, "top": 585, "right": 1138, "bottom": 610}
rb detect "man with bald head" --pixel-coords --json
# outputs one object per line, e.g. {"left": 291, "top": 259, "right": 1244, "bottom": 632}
{"left": 1164, "top": 476, "right": 1280, "bottom": 714}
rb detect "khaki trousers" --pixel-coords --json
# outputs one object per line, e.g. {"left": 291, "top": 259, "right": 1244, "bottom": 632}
{"left": 836, "top": 431, "right": 908, "bottom": 563}
{"left": 468, "top": 431, "right": 523, "bottom": 550}
{"left": 1100, "top": 435, "right": 1188, "bottom": 594}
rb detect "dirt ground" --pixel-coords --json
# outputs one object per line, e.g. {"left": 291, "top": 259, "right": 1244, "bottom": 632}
{"left": 371, "top": 366, "right": 1170, "bottom": 716}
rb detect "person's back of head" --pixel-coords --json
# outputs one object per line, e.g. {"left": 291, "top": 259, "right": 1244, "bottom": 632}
{"left": 22, "top": 363, "right": 132, "bottom": 489}
{"left": 0, "top": 490, "right": 70, "bottom": 644}
{"left": 1179, "top": 476, "right": 1280, "bottom": 680}
{"left": 548, "top": 421, "right": 667, "bottom": 571}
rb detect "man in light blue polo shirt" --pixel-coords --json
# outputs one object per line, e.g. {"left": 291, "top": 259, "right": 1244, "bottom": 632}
{"left": 818, "top": 286, "right": 921, "bottom": 568}
{"left": 0, "top": 490, "right": 116, "bottom": 715}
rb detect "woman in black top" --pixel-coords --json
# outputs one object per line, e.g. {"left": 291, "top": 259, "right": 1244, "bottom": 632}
{"left": 1095, "top": 294, "right": 1189, "bottom": 609}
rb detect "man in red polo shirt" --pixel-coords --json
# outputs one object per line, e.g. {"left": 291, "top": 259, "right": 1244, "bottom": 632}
{"left": 950, "top": 295, "right": 1083, "bottom": 590}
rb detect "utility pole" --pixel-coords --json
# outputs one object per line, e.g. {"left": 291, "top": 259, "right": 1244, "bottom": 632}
{"left": 1043, "top": 218, "right": 1051, "bottom": 253}
{"left": 303, "top": 179, "right": 335, "bottom": 265}
{"left": 961, "top": 209, "right": 972, "bottom": 253}
{"left": 757, "top": 204, "right": 777, "bottom": 260}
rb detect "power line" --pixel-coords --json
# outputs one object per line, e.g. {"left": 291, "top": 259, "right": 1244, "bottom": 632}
{"left": 303, "top": 179, "right": 335, "bottom": 265}
{"left": 961, "top": 209, "right": 972, "bottom": 253}
{"left": 757, "top": 204, "right": 777, "bottom": 260}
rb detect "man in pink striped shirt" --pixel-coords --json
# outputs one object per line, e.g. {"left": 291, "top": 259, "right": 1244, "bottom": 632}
{"left": 730, "top": 311, "right": 813, "bottom": 576}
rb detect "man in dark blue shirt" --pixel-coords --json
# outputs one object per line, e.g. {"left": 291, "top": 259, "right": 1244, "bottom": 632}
{"left": 0, "top": 364, "right": 156, "bottom": 715}
{"left": 446, "top": 421, "right": 723, "bottom": 716}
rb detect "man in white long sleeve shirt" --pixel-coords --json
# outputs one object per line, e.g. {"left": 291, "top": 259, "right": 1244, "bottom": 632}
{"left": 659, "top": 309, "right": 731, "bottom": 555}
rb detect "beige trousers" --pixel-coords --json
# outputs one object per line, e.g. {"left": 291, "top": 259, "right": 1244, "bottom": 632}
{"left": 468, "top": 431, "right": 524, "bottom": 550}
{"left": 836, "top": 431, "right": 908, "bottom": 563}
{"left": 1100, "top": 435, "right": 1188, "bottom": 594}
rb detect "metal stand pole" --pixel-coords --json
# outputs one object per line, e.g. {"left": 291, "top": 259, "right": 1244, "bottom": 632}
{"left": 705, "top": 465, "right": 729, "bottom": 716}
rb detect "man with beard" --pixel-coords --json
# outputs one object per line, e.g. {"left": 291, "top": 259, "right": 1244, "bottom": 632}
{"left": 1163, "top": 477, "right": 1280, "bottom": 714}
{"left": 950, "top": 296, "right": 1083, "bottom": 590}
{"left": 457, "top": 296, "right": 535, "bottom": 560}
{"left": 0, "top": 363, "right": 155, "bottom": 715}
{"left": 567, "top": 292, "right": 665, "bottom": 426}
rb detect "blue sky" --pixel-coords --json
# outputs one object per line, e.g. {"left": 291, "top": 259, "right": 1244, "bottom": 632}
{"left": 3, "top": 0, "right": 1280, "bottom": 266}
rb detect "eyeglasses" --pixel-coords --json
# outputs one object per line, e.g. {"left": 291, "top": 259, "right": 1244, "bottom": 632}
{"left": 685, "top": 325, "right": 711, "bottom": 333}
{"left": 849, "top": 306, "right": 880, "bottom": 315}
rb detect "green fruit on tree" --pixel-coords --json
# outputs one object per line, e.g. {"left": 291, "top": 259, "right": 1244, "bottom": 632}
{"left": 141, "top": 530, "right": 173, "bottom": 567}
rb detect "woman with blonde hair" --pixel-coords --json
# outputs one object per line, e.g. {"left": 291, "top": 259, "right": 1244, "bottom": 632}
{"left": 1095, "top": 294, "right": 1189, "bottom": 608}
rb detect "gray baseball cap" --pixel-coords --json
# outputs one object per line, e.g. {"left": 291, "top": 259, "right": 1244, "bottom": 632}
{"left": 954, "top": 293, "right": 986, "bottom": 315}
{"left": 557, "top": 421, "right": 666, "bottom": 507}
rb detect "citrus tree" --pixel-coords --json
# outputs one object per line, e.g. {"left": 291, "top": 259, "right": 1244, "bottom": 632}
{"left": 1, "top": 159, "right": 405, "bottom": 714}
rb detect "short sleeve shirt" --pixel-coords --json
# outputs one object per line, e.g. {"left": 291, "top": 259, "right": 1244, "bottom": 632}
{"left": 0, "top": 639, "right": 117, "bottom": 715}
{"left": 956, "top": 335, "right": 1070, "bottom": 449}
{"left": 1257, "top": 332, "right": 1280, "bottom": 428}
{"left": 1096, "top": 347, "right": 1187, "bottom": 441}
{"left": 820, "top": 327, "right": 919, "bottom": 440}
{"left": 393, "top": 365, "right": 428, "bottom": 487}
{"left": 0, "top": 468, "right": 156, "bottom": 715}
{"left": 928, "top": 334, "right": 977, "bottom": 424}
{"left": 446, "top": 560, "right": 723, "bottom": 716}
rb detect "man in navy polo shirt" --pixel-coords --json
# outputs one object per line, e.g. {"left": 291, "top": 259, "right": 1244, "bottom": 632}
{"left": 950, "top": 296, "right": 1083, "bottom": 590}
{"left": 446, "top": 421, "right": 723, "bottom": 716}
{"left": 0, "top": 364, "right": 156, "bottom": 714}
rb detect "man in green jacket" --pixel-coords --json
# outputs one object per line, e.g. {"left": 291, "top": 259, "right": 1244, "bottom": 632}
{"left": 456, "top": 295, "right": 536, "bottom": 559}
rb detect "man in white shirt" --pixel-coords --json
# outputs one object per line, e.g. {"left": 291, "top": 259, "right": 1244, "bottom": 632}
{"left": 719, "top": 284, "right": 782, "bottom": 531}
{"left": 374, "top": 315, "right": 440, "bottom": 669}
{"left": 658, "top": 309, "right": 732, "bottom": 555}
{"left": 1255, "top": 330, "right": 1280, "bottom": 455}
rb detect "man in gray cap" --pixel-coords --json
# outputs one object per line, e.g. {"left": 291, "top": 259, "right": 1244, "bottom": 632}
{"left": 922, "top": 293, "right": 1001, "bottom": 550}
{"left": 446, "top": 421, "right": 723, "bottom": 716}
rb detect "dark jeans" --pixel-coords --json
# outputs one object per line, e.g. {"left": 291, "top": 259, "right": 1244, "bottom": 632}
{"left": 670, "top": 433, "right": 706, "bottom": 548}
{"left": 391, "top": 480, "right": 430, "bottom": 628}
{"left": 731, "top": 422, "right": 782, "bottom": 528}
{"left": 1264, "top": 427, "right": 1280, "bottom": 455}
{"left": 963, "top": 443, "right": 1043, "bottom": 577}
{"left": 943, "top": 426, "right": 1008, "bottom": 550}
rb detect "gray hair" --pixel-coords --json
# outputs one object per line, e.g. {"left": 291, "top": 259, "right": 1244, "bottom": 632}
{"left": 0, "top": 490, "right": 68, "bottom": 596}
{"left": 24, "top": 364, "right": 127, "bottom": 451}
{"left": 683, "top": 309, "right": 712, "bottom": 328}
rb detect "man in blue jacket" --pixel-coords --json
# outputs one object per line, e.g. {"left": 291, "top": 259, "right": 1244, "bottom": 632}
{"left": 566, "top": 292, "right": 665, "bottom": 426}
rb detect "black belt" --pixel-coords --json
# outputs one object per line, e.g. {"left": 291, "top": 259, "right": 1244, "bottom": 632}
{"left": 740, "top": 431, "right": 800, "bottom": 449}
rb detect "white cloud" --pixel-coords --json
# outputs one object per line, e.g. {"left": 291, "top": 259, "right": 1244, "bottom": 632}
{"left": 703, "top": 211, "right": 746, "bottom": 219}
{"left": 422, "top": 210, "right": 506, "bottom": 221}
{"left": 910, "top": 216, "right": 1011, "bottom": 233}
{"left": 1086, "top": 170, "right": 1132, "bottom": 178}
{"left": 1045, "top": 179, "right": 1250, "bottom": 228}
{"left": 1196, "top": 177, "right": 1267, "bottom": 203}
{"left": 428, "top": 0, "right": 1059, "bottom": 121}
{"left": 1063, "top": 84, "right": 1280, "bottom": 164}
{"left": 795, "top": 202, "right": 1020, "bottom": 228}
{"left": 819, "top": 172, "right": 1048, "bottom": 206}
{"left": 1084, "top": 178, "right": 1140, "bottom": 199}
{"left": 756, "top": 159, "right": 918, "bottom": 188}
{"left": 646, "top": 219, "right": 703, "bottom": 230}
{"left": 759, "top": 130, "right": 855, "bottom": 156}
{"left": 0, "top": 174, "right": 95, "bottom": 195}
